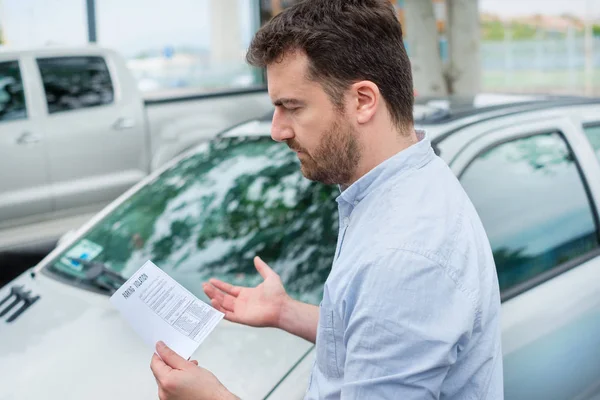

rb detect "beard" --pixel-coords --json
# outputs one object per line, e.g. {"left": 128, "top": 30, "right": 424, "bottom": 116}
{"left": 287, "top": 115, "right": 361, "bottom": 185}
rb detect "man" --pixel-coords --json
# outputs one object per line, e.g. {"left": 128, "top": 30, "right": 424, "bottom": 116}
{"left": 150, "top": 0, "right": 503, "bottom": 399}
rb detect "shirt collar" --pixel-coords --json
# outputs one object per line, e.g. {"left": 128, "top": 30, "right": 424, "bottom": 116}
{"left": 336, "top": 130, "right": 433, "bottom": 206}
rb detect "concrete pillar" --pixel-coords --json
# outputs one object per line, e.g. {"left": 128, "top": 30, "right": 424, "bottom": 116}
{"left": 210, "top": 0, "right": 242, "bottom": 66}
{"left": 584, "top": 0, "right": 594, "bottom": 96}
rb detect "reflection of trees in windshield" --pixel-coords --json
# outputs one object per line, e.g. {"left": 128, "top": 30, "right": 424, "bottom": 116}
{"left": 195, "top": 163, "right": 339, "bottom": 298}
{"left": 52, "top": 136, "right": 339, "bottom": 304}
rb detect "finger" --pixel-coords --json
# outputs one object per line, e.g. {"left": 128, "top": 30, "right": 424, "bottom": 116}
{"left": 210, "top": 299, "right": 241, "bottom": 323}
{"left": 210, "top": 298, "right": 226, "bottom": 313}
{"left": 211, "top": 297, "right": 234, "bottom": 314}
{"left": 190, "top": 360, "right": 199, "bottom": 365}
{"left": 208, "top": 279, "right": 241, "bottom": 297}
{"left": 203, "top": 282, "right": 234, "bottom": 309}
{"left": 254, "top": 256, "right": 274, "bottom": 280}
{"left": 205, "top": 284, "right": 237, "bottom": 313}
{"left": 203, "top": 282, "right": 226, "bottom": 303}
{"left": 221, "top": 292, "right": 237, "bottom": 312}
{"left": 223, "top": 310, "right": 242, "bottom": 324}
{"left": 155, "top": 341, "right": 189, "bottom": 370}
{"left": 150, "top": 352, "right": 172, "bottom": 381}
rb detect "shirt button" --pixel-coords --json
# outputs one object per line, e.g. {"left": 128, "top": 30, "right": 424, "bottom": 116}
{"left": 343, "top": 217, "right": 350, "bottom": 226}
{"left": 353, "top": 200, "right": 359, "bottom": 206}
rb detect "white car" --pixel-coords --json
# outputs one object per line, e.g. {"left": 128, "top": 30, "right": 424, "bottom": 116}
{"left": 1, "top": 94, "right": 600, "bottom": 400}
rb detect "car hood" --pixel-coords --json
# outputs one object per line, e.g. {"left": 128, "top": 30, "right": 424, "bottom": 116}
{"left": 0, "top": 270, "right": 313, "bottom": 400}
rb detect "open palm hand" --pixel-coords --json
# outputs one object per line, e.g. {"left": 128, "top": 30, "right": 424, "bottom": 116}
{"left": 203, "top": 256, "right": 290, "bottom": 328}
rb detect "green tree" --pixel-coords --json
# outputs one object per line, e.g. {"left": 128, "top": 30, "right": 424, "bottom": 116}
{"left": 482, "top": 21, "right": 546, "bottom": 41}
{"left": 482, "top": 20, "right": 506, "bottom": 41}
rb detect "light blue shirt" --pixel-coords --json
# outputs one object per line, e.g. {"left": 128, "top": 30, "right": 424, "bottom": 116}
{"left": 305, "top": 131, "right": 503, "bottom": 399}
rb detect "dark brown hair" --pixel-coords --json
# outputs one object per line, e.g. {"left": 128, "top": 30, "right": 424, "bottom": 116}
{"left": 247, "top": 0, "right": 414, "bottom": 129}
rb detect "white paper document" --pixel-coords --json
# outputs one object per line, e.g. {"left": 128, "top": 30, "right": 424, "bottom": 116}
{"left": 110, "top": 260, "right": 224, "bottom": 360}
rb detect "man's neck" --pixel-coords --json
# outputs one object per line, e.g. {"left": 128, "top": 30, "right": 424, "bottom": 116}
{"left": 347, "top": 126, "right": 418, "bottom": 187}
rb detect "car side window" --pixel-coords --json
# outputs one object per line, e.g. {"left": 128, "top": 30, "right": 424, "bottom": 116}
{"left": 460, "top": 132, "right": 599, "bottom": 294}
{"left": 583, "top": 124, "right": 600, "bottom": 161}
{"left": 37, "top": 56, "right": 114, "bottom": 114}
{"left": 0, "top": 61, "right": 27, "bottom": 122}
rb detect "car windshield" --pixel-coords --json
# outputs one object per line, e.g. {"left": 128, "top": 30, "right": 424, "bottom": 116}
{"left": 43, "top": 135, "right": 339, "bottom": 305}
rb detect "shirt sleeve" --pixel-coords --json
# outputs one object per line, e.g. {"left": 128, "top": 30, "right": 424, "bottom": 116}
{"left": 340, "top": 249, "right": 476, "bottom": 400}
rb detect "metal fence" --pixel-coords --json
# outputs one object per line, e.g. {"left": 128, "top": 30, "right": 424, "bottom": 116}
{"left": 481, "top": 35, "right": 600, "bottom": 95}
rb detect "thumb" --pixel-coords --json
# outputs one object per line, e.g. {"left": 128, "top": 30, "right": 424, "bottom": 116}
{"left": 254, "top": 256, "right": 275, "bottom": 280}
{"left": 156, "top": 341, "right": 189, "bottom": 370}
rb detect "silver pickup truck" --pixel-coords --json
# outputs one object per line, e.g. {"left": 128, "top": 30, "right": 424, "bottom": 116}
{"left": 0, "top": 45, "right": 272, "bottom": 252}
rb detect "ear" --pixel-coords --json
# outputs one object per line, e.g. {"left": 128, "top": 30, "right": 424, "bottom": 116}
{"left": 350, "top": 81, "right": 379, "bottom": 125}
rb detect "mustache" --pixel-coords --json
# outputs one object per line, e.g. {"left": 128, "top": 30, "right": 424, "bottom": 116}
{"left": 286, "top": 140, "right": 307, "bottom": 153}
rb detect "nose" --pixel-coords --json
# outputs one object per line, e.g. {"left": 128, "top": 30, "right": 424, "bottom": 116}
{"left": 271, "top": 107, "right": 294, "bottom": 142}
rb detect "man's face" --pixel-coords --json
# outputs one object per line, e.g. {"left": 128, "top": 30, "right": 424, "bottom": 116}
{"left": 267, "top": 51, "right": 361, "bottom": 185}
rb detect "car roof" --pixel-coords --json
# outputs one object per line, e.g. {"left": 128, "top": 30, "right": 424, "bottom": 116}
{"left": 409, "top": 93, "right": 600, "bottom": 128}
{"left": 414, "top": 93, "right": 554, "bottom": 123}
{"left": 226, "top": 94, "right": 600, "bottom": 144}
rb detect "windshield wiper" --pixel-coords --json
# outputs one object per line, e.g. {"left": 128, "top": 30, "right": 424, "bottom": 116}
{"left": 67, "top": 257, "right": 127, "bottom": 294}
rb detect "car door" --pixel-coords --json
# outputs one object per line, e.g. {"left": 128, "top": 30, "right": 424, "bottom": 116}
{"left": 0, "top": 58, "right": 52, "bottom": 229}
{"left": 34, "top": 54, "right": 147, "bottom": 214}
{"left": 452, "top": 117, "right": 600, "bottom": 400}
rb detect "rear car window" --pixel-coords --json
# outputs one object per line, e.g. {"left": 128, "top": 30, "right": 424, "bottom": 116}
{"left": 0, "top": 61, "right": 27, "bottom": 122}
{"left": 460, "top": 132, "right": 599, "bottom": 294}
{"left": 37, "top": 56, "right": 114, "bottom": 114}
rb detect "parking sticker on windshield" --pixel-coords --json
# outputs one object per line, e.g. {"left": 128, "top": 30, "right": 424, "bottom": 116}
{"left": 110, "top": 260, "right": 224, "bottom": 360}
{"left": 60, "top": 239, "right": 104, "bottom": 271}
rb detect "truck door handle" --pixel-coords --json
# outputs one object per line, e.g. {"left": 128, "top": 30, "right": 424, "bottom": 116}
{"left": 16, "top": 132, "right": 41, "bottom": 145}
{"left": 112, "top": 117, "right": 136, "bottom": 131}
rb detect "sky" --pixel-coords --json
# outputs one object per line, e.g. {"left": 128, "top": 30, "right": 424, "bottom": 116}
{"left": 0, "top": 0, "right": 255, "bottom": 56}
{"left": 0, "top": 0, "right": 598, "bottom": 54}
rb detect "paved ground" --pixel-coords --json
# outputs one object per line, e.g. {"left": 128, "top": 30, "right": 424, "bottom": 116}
{"left": 0, "top": 252, "right": 46, "bottom": 289}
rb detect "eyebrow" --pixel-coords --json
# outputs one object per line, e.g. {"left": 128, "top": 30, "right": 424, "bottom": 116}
{"left": 273, "top": 98, "right": 306, "bottom": 107}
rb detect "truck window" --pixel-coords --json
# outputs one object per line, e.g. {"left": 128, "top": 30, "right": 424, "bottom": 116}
{"left": 37, "top": 56, "right": 114, "bottom": 114}
{"left": 0, "top": 61, "right": 27, "bottom": 122}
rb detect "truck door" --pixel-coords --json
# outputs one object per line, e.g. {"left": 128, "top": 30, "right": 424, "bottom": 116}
{"left": 0, "top": 58, "right": 52, "bottom": 229}
{"left": 36, "top": 53, "right": 147, "bottom": 213}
